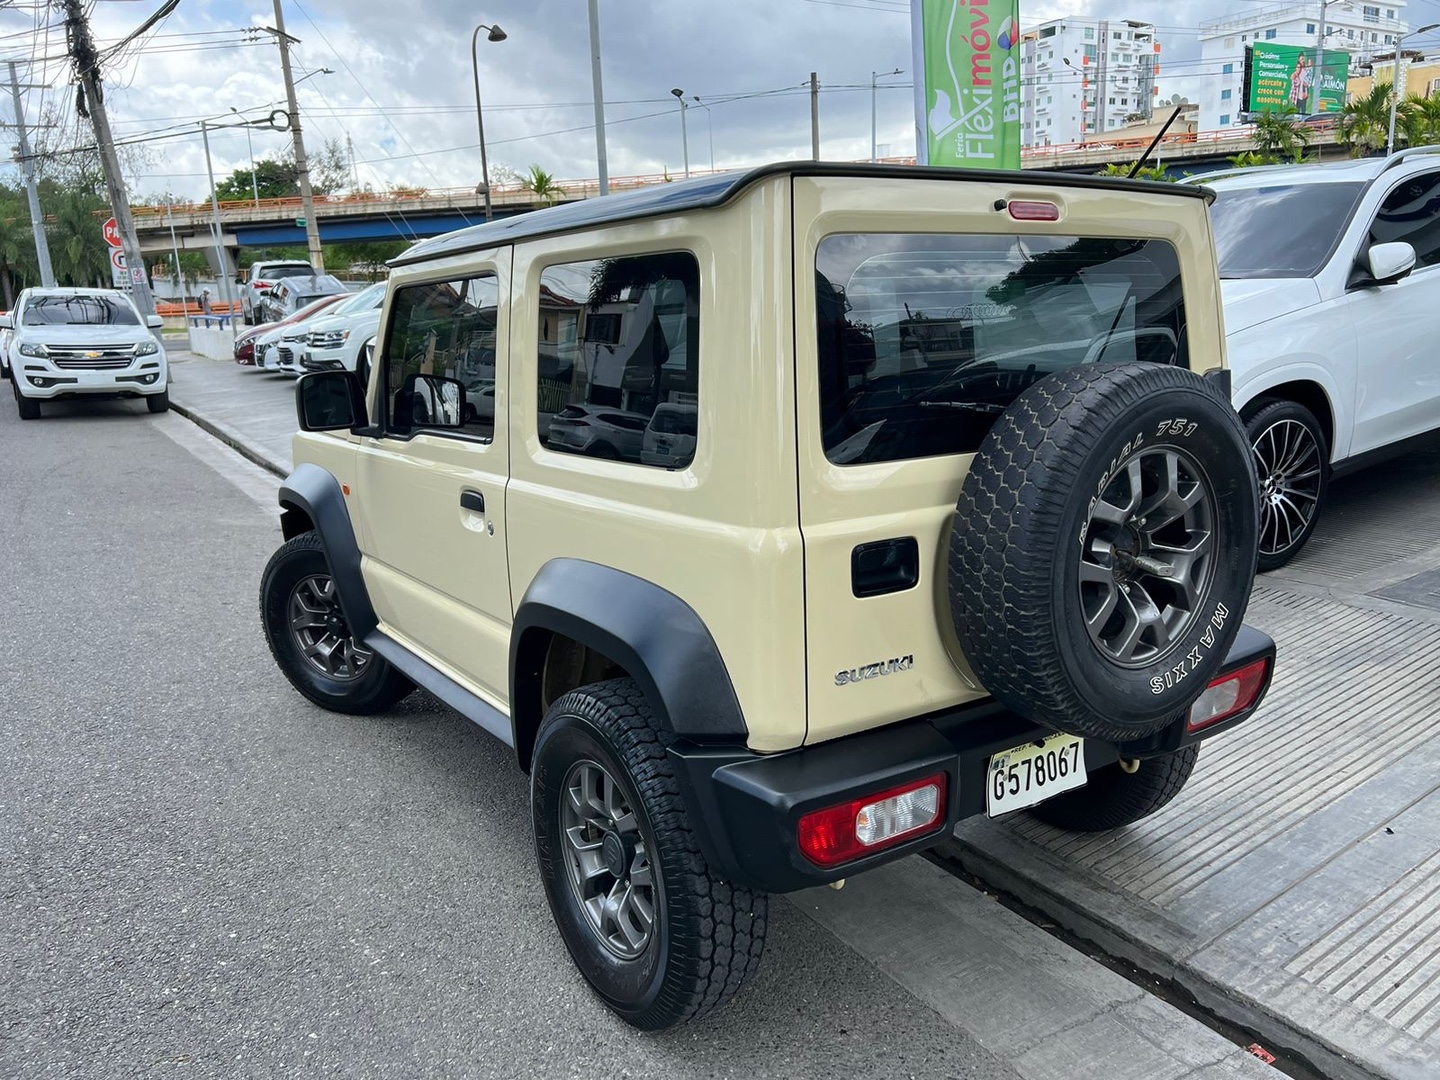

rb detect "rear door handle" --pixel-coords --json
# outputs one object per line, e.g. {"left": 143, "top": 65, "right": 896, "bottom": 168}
{"left": 460, "top": 489, "right": 485, "bottom": 514}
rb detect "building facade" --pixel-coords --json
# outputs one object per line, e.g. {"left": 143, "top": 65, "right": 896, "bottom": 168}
{"left": 1020, "top": 18, "right": 1160, "bottom": 148}
{"left": 1198, "top": 1, "right": 1410, "bottom": 131}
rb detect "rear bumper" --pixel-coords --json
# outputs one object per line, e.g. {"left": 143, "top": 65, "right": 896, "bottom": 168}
{"left": 670, "top": 624, "right": 1275, "bottom": 894}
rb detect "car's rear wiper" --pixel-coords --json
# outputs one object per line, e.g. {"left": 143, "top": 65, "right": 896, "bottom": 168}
{"left": 916, "top": 399, "right": 1005, "bottom": 414}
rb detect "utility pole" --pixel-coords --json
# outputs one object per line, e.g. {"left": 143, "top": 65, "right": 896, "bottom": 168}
{"left": 7, "top": 62, "right": 54, "bottom": 287}
{"left": 62, "top": 0, "right": 156, "bottom": 315}
{"left": 588, "top": 0, "right": 609, "bottom": 196}
{"left": 1311, "top": 1, "right": 1330, "bottom": 117}
{"left": 810, "top": 72, "right": 821, "bottom": 159}
{"left": 270, "top": 0, "right": 324, "bottom": 271}
{"left": 201, "top": 121, "right": 238, "bottom": 316}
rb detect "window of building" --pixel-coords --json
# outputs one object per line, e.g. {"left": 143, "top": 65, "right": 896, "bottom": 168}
{"left": 1084, "top": 27, "right": 1094, "bottom": 40}
{"left": 1371, "top": 31, "right": 1379, "bottom": 42}
{"left": 1111, "top": 51, "right": 1121, "bottom": 62}
{"left": 1112, "top": 30, "right": 1122, "bottom": 40}
{"left": 1241, "top": 33, "right": 1247, "bottom": 41}
{"left": 1109, "top": 96, "right": 1116, "bottom": 104}
{"left": 536, "top": 252, "right": 699, "bottom": 469}
{"left": 814, "top": 233, "right": 1187, "bottom": 466}
{"left": 382, "top": 274, "right": 500, "bottom": 441}
{"left": 1266, "top": 28, "right": 1277, "bottom": 39}
{"left": 1387, "top": 34, "right": 1395, "bottom": 44}
{"left": 1220, "top": 113, "right": 1231, "bottom": 125}
{"left": 1039, "top": 25, "right": 1056, "bottom": 38}
{"left": 1363, "top": 5, "right": 1380, "bottom": 22}
{"left": 1221, "top": 88, "right": 1232, "bottom": 100}
{"left": 1388, "top": 8, "right": 1396, "bottom": 17}
{"left": 1223, "top": 62, "right": 1234, "bottom": 74}
{"left": 1084, "top": 44, "right": 1097, "bottom": 59}
{"left": 1306, "top": 22, "right": 1316, "bottom": 33}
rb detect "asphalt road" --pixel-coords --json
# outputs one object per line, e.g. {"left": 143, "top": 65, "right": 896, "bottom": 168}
{"left": 0, "top": 396, "right": 1021, "bottom": 1078}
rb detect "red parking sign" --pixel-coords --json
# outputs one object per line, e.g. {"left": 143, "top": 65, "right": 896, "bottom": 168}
{"left": 103, "top": 217, "right": 121, "bottom": 248}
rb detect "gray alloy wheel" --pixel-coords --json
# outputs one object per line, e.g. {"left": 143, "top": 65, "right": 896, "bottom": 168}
{"left": 1252, "top": 416, "right": 1324, "bottom": 564}
{"left": 558, "top": 758, "right": 656, "bottom": 960}
{"left": 287, "top": 573, "right": 372, "bottom": 680}
{"left": 1079, "top": 445, "right": 1217, "bottom": 668}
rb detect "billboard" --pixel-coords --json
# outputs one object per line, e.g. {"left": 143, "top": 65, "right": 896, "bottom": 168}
{"left": 912, "top": 0, "right": 1022, "bottom": 169}
{"left": 1242, "top": 42, "right": 1349, "bottom": 115}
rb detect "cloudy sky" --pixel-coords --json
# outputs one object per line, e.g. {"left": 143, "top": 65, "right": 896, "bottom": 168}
{"left": 0, "top": 0, "right": 1403, "bottom": 203}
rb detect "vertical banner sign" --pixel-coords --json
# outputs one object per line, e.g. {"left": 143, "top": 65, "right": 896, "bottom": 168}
{"left": 912, "top": 0, "right": 1021, "bottom": 168}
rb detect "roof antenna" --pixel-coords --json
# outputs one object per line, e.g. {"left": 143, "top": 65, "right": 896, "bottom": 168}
{"left": 1128, "top": 106, "right": 1184, "bottom": 179}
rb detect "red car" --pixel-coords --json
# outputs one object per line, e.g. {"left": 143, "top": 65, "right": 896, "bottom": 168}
{"left": 234, "top": 293, "right": 347, "bottom": 365}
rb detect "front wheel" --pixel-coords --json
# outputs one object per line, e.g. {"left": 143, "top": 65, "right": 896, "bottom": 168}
{"left": 532, "top": 679, "right": 768, "bottom": 1030}
{"left": 1029, "top": 745, "right": 1199, "bottom": 832}
{"left": 13, "top": 379, "right": 39, "bottom": 420}
{"left": 1244, "top": 399, "right": 1328, "bottom": 572}
{"left": 146, "top": 389, "right": 170, "bottom": 414}
{"left": 259, "top": 532, "right": 413, "bottom": 714}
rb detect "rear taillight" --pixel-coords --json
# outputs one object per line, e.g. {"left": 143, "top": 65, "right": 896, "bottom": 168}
{"left": 255, "top": 281, "right": 272, "bottom": 291}
{"left": 1187, "top": 658, "right": 1269, "bottom": 733}
{"left": 798, "top": 774, "right": 947, "bottom": 868}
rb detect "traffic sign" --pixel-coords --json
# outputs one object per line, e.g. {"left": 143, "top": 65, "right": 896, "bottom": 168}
{"left": 295, "top": 217, "right": 307, "bottom": 227}
{"left": 103, "top": 217, "right": 122, "bottom": 248}
{"left": 109, "top": 247, "right": 127, "bottom": 288}
{"left": 130, "top": 265, "right": 147, "bottom": 286}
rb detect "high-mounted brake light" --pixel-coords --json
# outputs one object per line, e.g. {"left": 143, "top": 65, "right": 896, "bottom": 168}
{"left": 1187, "top": 658, "right": 1269, "bottom": 733}
{"left": 798, "top": 773, "right": 947, "bottom": 868}
{"left": 1007, "top": 200, "right": 1061, "bottom": 221}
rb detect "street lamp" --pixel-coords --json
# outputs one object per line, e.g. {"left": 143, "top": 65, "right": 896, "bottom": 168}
{"left": 871, "top": 68, "right": 903, "bottom": 162}
{"left": 691, "top": 95, "right": 716, "bottom": 172}
{"left": 1388, "top": 23, "right": 1440, "bottom": 154}
{"left": 670, "top": 88, "right": 690, "bottom": 177}
{"left": 229, "top": 106, "right": 260, "bottom": 207}
{"left": 471, "top": 22, "right": 507, "bottom": 222}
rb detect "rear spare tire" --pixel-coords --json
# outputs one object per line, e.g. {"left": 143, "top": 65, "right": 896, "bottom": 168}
{"left": 950, "top": 363, "right": 1258, "bottom": 742}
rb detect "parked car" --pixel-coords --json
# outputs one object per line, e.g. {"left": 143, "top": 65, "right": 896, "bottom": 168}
{"left": 545, "top": 403, "right": 650, "bottom": 460}
{"left": 267, "top": 164, "right": 1275, "bottom": 1030}
{"left": 4, "top": 287, "right": 168, "bottom": 419}
{"left": 640, "top": 402, "right": 697, "bottom": 467}
{"left": 0, "top": 312, "right": 11, "bottom": 379}
{"left": 1203, "top": 149, "right": 1440, "bottom": 568}
{"left": 240, "top": 260, "right": 315, "bottom": 325}
{"left": 257, "top": 274, "right": 349, "bottom": 325}
{"left": 237, "top": 294, "right": 348, "bottom": 366}
{"left": 298, "top": 282, "right": 388, "bottom": 380}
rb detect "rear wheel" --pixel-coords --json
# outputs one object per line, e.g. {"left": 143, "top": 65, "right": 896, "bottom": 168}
{"left": 532, "top": 678, "right": 767, "bottom": 1030}
{"left": 1244, "top": 399, "right": 1328, "bottom": 572}
{"left": 1030, "top": 746, "right": 1199, "bottom": 831}
{"left": 260, "top": 532, "right": 413, "bottom": 714}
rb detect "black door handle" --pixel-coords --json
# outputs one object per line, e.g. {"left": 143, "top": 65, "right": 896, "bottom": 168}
{"left": 460, "top": 489, "right": 485, "bottom": 513}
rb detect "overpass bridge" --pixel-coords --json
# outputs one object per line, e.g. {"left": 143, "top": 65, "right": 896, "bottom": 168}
{"left": 132, "top": 119, "right": 1348, "bottom": 267}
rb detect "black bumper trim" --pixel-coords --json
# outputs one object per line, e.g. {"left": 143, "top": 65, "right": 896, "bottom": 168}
{"left": 671, "top": 623, "right": 1276, "bottom": 894}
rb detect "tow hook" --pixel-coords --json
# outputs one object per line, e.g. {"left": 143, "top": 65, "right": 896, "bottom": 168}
{"left": 1118, "top": 758, "right": 1141, "bottom": 774}
{"left": 829, "top": 879, "right": 846, "bottom": 891}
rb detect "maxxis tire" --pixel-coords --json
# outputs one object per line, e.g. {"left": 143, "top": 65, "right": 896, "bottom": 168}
{"left": 531, "top": 678, "right": 768, "bottom": 1031}
{"left": 13, "top": 379, "right": 39, "bottom": 420}
{"left": 1243, "top": 398, "right": 1329, "bottom": 572}
{"left": 146, "top": 389, "right": 171, "bottom": 414}
{"left": 1029, "top": 745, "right": 1200, "bottom": 832}
{"left": 950, "top": 362, "right": 1259, "bottom": 742}
{"left": 259, "top": 532, "right": 414, "bottom": 715}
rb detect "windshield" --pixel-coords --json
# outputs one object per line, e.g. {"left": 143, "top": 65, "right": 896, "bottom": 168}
{"left": 1210, "top": 182, "right": 1366, "bottom": 278}
{"left": 23, "top": 294, "right": 140, "bottom": 326}
{"left": 332, "top": 282, "right": 384, "bottom": 316}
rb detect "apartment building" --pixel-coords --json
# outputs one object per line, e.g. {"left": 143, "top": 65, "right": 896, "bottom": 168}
{"left": 1020, "top": 18, "right": 1160, "bottom": 147}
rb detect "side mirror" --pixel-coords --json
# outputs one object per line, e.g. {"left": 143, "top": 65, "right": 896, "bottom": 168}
{"left": 393, "top": 372, "right": 465, "bottom": 432}
{"left": 1366, "top": 241, "right": 1417, "bottom": 285}
{"left": 296, "top": 370, "right": 368, "bottom": 432}
{"left": 0, "top": 314, "right": 12, "bottom": 330}
{"left": 146, "top": 314, "right": 164, "bottom": 329}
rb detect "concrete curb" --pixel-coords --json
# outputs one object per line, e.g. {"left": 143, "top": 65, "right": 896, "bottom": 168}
{"left": 168, "top": 399, "right": 288, "bottom": 479}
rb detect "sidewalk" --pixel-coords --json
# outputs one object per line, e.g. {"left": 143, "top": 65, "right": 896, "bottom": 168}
{"left": 167, "top": 347, "right": 1440, "bottom": 1079}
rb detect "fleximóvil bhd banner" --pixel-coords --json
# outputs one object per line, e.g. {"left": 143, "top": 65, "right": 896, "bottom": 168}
{"left": 912, "top": 0, "right": 1021, "bottom": 169}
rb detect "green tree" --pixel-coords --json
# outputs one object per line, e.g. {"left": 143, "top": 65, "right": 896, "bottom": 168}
{"left": 47, "top": 188, "right": 109, "bottom": 287}
{"left": 0, "top": 197, "right": 39, "bottom": 307}
{"left": 522, "top": 164, "right": 565, "bottom": 205}
{"left": 1398, "top": 92, "right": 1440, "bottom": 148}
{"left": 1096, "top": 162, "right": 1174, "bottom": 181}
{"left": 1252, "top": 106, "right": 1312, "bottom": 163}
{"left": 212, "top": 138, "right": 352, "bottom": 203}
{"left": 1341, "top": 83, "right": 1395, "bottom": 158}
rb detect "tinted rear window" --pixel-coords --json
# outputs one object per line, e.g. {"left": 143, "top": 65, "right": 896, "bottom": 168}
{"left": 260, "top": 266, "right": 314, "bottom": 280}
{"left": 816, "top": 233, "right": 1187, "bottom": 465}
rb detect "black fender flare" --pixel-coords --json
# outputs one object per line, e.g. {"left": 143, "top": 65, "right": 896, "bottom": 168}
{"left": 277, "top": 463, "right": 378, "bottom": 641}
{"left": 510, "top": 559, "right": 747, "bottom": 769}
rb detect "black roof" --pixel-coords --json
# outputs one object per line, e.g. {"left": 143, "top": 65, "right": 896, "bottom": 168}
{"left": 390, "top": 162, "right": 1211, "bottom": 268}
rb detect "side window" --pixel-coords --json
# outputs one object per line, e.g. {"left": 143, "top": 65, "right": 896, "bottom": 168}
{"left": 1370, "top": 173, "right": 1440, "bottom": 268}
{"left": 536, "top": 251, "right": 699, "bottom": 469}
{"left": 382, "top": 273, "right": 499, "bottom": 441}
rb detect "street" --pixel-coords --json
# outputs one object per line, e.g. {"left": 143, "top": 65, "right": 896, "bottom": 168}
{"left": 0, "top": 380, "right": 1284, "bottom": 1079}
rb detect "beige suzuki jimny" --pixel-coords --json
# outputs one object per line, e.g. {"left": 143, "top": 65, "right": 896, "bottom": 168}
{"left": 261, "top": 163, "right": 1275, "bottom": 1030}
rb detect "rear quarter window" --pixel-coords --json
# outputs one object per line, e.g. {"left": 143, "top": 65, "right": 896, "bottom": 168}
{"left": 816, "top": 232, "right": 1187, "bottom": 465}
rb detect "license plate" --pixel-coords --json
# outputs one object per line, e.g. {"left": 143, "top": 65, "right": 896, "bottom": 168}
{"left": 986, "top": 733, "right": 1086, "bottom": 816}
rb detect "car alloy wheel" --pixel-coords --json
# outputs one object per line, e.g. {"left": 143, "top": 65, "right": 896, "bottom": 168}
{"left": 1251, "top": 416, "right": 1323, "bottom": 563}
{"left": 287, "top": 572, "right": 372, "bottom": 680}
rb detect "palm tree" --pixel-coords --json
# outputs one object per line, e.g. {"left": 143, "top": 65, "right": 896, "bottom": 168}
{"left": 1341, "top": 83, "right": 1394, "bottom": 158}
{"left": 0, "top": 199, "right": 38, "bottom": 307}
{"left": 47, "top": 189, "right": 109, "bottom": 287}
{"left": 1252, "top": 105, "right": 1312, "bottom": 163}
{"left": 522, "top": 164, "right": 565, "bottom": 206}
{"left": 1399, "top": 92, "right": 1440, "bottom": 148}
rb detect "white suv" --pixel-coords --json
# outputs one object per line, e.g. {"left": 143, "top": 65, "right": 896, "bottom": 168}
{"left": 240, "top": 260, "right": 315, "bottom": 325}
{"left": 298, "top": 281, "right": 387, "bottom": 380}
{"left": 1205, "top": 149, "right": 1440, "bottom": 568}
{"left": 4, "top": 288, "right": 168, "bottom": 420}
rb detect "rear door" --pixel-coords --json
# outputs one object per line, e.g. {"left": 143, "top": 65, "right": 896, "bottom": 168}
{"left": 351, "top": 250, "right": 512, "bottom": 706}
{"left": 792, "top": 175, "right": 1205, "bottom": 746}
